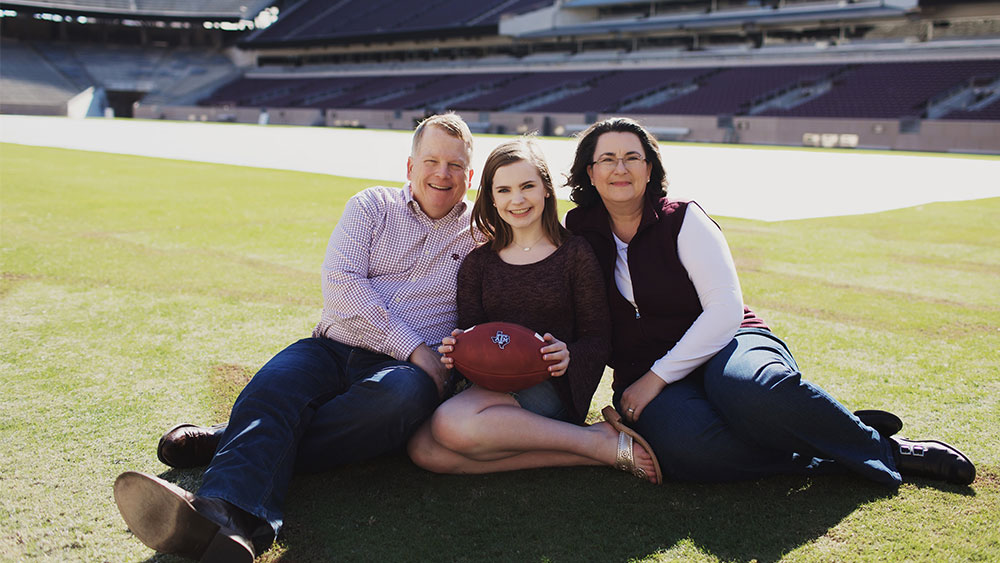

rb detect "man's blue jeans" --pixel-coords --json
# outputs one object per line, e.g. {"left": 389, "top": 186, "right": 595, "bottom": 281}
{"left": 198, "top": 337, "right": 440, "bottom": 540}
{"left": 618, "top": 328, "right": 902, "bottom": 486}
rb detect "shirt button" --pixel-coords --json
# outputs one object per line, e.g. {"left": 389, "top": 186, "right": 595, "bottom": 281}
{"left": 394, "top": 297, "right": 402, "bottom": 303}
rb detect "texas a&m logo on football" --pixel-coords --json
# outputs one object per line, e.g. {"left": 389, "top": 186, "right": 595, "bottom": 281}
{"left": 491, "top": 330, "right": 510, "bottom": 350}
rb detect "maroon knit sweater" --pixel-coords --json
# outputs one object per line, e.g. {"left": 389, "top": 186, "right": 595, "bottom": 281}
{"left": 456, "top": 235, "right": 611, "bottom": 423}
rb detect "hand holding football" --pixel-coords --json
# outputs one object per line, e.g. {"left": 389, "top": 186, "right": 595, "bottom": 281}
{"left": 449, "top": 321, "right": 557, "bottom": 392}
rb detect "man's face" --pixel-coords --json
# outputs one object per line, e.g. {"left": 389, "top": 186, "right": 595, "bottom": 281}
{"left": 406, "top": 126, "right": 473, "bottom": 220}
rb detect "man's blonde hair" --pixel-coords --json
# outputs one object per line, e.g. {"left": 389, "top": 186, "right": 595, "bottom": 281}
{"left": 411, "top": 113, "right": 474, "bottom": 160}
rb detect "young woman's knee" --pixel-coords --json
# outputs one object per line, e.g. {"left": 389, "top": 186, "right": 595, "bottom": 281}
{"left": 426, "top": 389, "right": 511, "bottom": 454}
{"left": 406, "top": 424, "right": 451, "bottom": 473}
{"left": 427, "top": 401, "right": 479, "bottom": 454}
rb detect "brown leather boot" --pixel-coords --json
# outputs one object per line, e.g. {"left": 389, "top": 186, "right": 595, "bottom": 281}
{"left": 854, "top": 409, "right": 903, "bottom": 437}
{"left": 113, "top": 471, "right": 257, "bottom": 562}
{"left": 157, "top": 423, "right": 227, "bottom": 469}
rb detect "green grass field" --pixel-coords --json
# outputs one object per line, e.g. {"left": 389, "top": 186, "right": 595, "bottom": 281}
{"left": 2, "top": 142, "right": 998, "bottom": 562}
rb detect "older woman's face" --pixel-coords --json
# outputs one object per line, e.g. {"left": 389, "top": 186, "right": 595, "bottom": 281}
{"left": 586, "top": 131, "right": 651, "bottom": 208}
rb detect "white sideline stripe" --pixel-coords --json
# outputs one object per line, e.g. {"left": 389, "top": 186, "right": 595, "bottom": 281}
{"left": 1, "top": 115, "right": 998, "bottom": 221}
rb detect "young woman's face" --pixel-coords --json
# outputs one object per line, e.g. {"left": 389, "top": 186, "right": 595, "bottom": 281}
{"left": 586, "top": 131, "right": 651, "bottom": 207}
{"left": 491, "top": 159, "right": 548, "bottom": 230}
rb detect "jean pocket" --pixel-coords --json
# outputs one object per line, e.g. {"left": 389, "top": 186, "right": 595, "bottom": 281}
{"left": 345, "top": 347, "right": 397, "bottom": 376}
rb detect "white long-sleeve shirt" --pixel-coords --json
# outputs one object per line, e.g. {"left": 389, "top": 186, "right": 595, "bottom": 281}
{"left": 612, "top": 203, "right": 745, "bottom": 384}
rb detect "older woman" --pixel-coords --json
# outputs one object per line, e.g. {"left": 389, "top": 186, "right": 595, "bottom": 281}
{"left": 564, "top": 117, "right": 975, "bottom": 486}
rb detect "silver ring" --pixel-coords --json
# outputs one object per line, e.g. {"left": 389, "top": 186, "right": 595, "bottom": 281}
{"left": 627, "top": 407, "right": 635, "bottom": 413}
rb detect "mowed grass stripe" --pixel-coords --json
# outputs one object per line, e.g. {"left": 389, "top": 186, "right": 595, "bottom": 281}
{"left": 2, "top": 142, "right": 997, "bottom": 562}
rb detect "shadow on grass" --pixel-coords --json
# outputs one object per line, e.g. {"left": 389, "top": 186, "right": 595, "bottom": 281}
{"left": 138, "top": 456, "right": 983, "bottom": 563}
{"left": 270, "top": 454, "right": 895, "bottom": 563}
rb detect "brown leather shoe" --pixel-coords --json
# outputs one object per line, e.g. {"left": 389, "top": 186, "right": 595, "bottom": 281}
{"left": 854, "top": 409, "right": 903, "bottom": 438}
{"left": 893, "top": 438, "right": 976, "bottom": 485}
{"left": 113, "top": 471, "right": 255, "bottom": 562}
{"left": 157, "top": 423, "right": 227, "bottom": 469}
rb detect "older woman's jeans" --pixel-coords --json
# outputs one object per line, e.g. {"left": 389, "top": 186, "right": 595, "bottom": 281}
{"left": 198, "top": 337, "right": 440, "bottom": 543}
{"left": 617, "top": 328, "right": 902, "bottom": 486}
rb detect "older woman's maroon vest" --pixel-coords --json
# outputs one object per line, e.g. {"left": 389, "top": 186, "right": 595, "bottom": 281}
{"left": 566, "top": 197, "right": 767, "bottom": 391}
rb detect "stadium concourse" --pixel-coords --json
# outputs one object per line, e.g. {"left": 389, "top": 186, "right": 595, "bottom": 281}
{"left": 2, "top": 114, "right": 998, "bottom": 222}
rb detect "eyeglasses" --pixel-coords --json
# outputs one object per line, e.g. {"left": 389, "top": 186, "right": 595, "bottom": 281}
{"left": 591, "top": 155, "right": 646, "bottom": 171}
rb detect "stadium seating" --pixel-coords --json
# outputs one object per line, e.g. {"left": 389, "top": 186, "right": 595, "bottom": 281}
{"left": 0, "top": 39, "right": 81, "bottom": 107}
{"left": 196, "top": 60, "right": 1000, "bottom": 122}
{"left": 205, "top": 76, "right": 318, "bottom": 107}
{"left": 359, "top": 73, "right": 519, "bottom": 111}
{"left": 451, "top": 71, "right": 599, "bottom": 112}
{"left": 344, "top": 75, "right": 439, "bottom": 108}
{"left": 760, "top": 60, "right": 1000, "bottom": 119}
{"left": 944, "top": 99, "right": 1000, "bottom": 121}
{"left": 28, "top": 42, "right": 96, "bottom": 91}
{"left": 530, "top": 68, "right": 714, "bottom": 113}
{"left": 295, "top": 76, "right": 397, "bottom": 109}
{"left": 256, "top": 76, "right": 364, "bottom": 108}
{"left": 25, "top": 41, "right": 238, "bottom": 103}
{"left": 636, "top": 65, "right": 841, "bottom": 116}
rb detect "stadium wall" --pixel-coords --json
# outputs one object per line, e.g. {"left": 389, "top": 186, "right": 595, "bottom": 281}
{"left": 732, "top": 116, "right": 1000, "bottom": 154}
{"left": 0, "top": 102, "right": 67, "bottom": 116}
{"left": 135, "top": 104, "right": 324, "bottom": 126}
{"left": 133, "top": 105, "right": 1000, "bottom": 154}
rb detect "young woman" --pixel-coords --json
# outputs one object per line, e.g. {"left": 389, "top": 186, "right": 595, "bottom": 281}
{"left": 407, "top": 137, "right": 661, "bottom": 483}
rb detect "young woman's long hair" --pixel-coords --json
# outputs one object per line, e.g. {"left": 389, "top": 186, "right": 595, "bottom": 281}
{"left": 471, "top": 137, "right": 567, "bottom": 251}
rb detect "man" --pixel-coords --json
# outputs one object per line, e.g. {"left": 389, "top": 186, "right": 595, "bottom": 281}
{"left": 114, "top": 113, "right": 477, "bottom": 562}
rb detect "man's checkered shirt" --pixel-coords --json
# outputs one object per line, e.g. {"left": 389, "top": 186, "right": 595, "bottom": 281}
{"left": 312, "top": 184, "right": 477, "bottom": 361}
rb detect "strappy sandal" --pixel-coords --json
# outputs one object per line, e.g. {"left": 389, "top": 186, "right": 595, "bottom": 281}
{"left": 602, "top": 406, "right": 663, "bottom": 485}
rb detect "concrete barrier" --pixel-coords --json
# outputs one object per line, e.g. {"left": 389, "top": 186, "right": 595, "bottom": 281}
{"left": 132, "top": 103, "right": 1000, "bottom": 154}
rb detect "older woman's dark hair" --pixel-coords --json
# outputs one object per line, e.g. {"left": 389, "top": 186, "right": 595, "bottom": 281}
{"left": 566, "top": 117, "right": 668, "bottom": 207}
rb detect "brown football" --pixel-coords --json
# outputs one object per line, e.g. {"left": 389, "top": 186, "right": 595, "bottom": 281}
{"left": 450, "top": 321, "right": 556, "bottom": 392}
